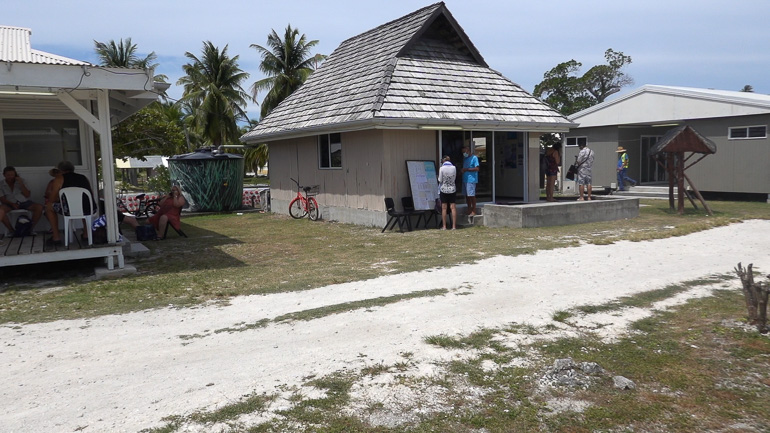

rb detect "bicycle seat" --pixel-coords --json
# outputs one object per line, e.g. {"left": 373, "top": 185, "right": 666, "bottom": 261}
{"left": 136, "top": 194, "right": 146, "bottom": 199}
{"left": 303, "top": 186, "right": 312, "bottom": 192}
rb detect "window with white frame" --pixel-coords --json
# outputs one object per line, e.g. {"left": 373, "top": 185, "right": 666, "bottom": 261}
{"left": 319, "top": 133, "right": 342, "bottom": 169}
{"left": 2, "top": 119, "right": 82, "bottom": 167}
{"left": 566, "top": 136, "right": 587, "bottom": 147}
{"left": 728, "top": 125, "right": 767, "bottom": 140}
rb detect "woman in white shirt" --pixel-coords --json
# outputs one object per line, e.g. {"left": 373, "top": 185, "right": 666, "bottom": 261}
{"left": 437, "top": 155, "right": 457, "bottom": 230}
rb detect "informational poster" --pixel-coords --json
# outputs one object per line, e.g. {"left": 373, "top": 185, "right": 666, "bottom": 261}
{"left": 405, "top": 160, "right": 439, "bottom": 210}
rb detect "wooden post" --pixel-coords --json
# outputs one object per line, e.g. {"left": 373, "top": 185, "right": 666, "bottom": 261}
{"left": 676, "top": 152, "right": 685, "bottom": 214}
{"left": 682, "top": 171, "right": 713, "bottom": 216}
{"left": 734, "top": 262, "right": 769, "bottom": 333}
{"left": 667, "top": 153, "right": 676, "bottom": 211}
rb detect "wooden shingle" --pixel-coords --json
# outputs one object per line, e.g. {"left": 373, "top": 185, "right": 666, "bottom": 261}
{"left": 242, "top": 2, "right": 573, "bottom": 142}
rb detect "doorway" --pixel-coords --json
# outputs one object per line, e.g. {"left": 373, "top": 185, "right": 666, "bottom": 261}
{"left": 440, "top": 130, "right": 525, "bottom": 205}
{"left": 640, "top": 135, "right": 666, "bottom": 183}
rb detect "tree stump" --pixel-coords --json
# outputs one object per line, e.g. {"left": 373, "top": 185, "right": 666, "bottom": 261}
{"left": 734, "top": 262, "right": 770, "bottom": 333}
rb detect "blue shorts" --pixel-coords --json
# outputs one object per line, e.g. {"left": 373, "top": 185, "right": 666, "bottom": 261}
{"left": 464, "top": 182, "right": 476, "bottom": 197}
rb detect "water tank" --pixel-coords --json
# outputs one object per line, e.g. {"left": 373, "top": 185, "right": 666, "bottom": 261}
{"left": 168, "top": 148, "right": 244, "bottom": 212}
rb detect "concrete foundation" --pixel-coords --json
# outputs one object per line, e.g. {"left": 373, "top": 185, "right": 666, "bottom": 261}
{"left": 274, "top": 197, "right": 639, "bottom": 229}
{"left": 483, "top": 197, "right": 639, "bottom": 228}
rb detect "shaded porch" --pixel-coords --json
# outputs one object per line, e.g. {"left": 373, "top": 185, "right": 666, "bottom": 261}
{"left": 1, "top": 231, "right": 123, "bottom": 269}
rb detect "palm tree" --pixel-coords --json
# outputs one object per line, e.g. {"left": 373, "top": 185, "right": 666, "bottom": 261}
{"left": 94, "top": 37, "right": 157, "bottom": 68}
{"left": 239, "top": 120, "right": 268, "bottom": 174}
{"left": 740, "top": 85, "right": 754, "bottom": 92}
{"left": 177, "top": 42, "right": 250, "bottom": 147}
{"left": 250, "top": 25, "right": 324, "bottom": 118}
{"left": 93, "top": 38, "right": 168, "bottom": 89}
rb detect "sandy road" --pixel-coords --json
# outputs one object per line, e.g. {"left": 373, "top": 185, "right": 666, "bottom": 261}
{"left": 2, "top": 220, "right": 769, "bottom": 432}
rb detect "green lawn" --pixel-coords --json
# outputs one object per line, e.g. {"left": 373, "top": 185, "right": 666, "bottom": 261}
{"left": 1, "top": 199, "right": 769, "bottom": 325}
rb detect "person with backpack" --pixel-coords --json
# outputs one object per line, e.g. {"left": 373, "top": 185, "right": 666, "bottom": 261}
{"left": 544, "top": 142, "right": 562, "bottom": 202}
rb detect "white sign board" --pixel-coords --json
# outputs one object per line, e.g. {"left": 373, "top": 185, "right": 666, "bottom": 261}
{"left": 405, "top": 160, "right": 439, "bottom": 211}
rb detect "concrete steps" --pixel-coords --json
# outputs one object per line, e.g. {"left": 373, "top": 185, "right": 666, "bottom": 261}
{"left": 613, "top": 185, "right": 682, "bottom": 199}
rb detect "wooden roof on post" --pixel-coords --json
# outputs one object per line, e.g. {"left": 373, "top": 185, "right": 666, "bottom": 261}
{"left": 242, "top": 2, "right": 575, "bottom": 143}
{"left": 649, "top": 125, "right": 717, "bottom": 156}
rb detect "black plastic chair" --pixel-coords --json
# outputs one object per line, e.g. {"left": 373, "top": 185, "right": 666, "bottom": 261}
{"left": 382, "top": 198, "right": 411, "bottom": 233}
{"left": 401, "top": 197, "right": 426, "bottom": 229}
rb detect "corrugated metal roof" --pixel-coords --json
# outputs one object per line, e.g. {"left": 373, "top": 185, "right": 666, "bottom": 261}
{"left": 570, "top": 85, "right": 770, "bottom": 121}
{"left": 0, "top": 25, "right": 91, "bottom": 65}
{"left": 242, "top": 2, "right": 572, "bottom": 142}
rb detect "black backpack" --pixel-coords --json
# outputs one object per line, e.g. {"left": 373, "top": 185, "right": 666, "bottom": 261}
{"left": 14, "top": 215, "right": 33, "bottom": 237}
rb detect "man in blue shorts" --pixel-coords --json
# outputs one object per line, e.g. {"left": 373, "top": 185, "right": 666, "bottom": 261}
{"left": 461, "top": 145, "right": 480, "bottom": 216}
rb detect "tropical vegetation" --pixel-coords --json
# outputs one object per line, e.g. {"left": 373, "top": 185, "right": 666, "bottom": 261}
{"left": 250, "top": 25, "right": 324, "bottom": 119}
{"left": 177, "top": 41, "right": 250, "bottom": 148}
{"left": 534, "top": 48, "right": 633, "bottom": 116}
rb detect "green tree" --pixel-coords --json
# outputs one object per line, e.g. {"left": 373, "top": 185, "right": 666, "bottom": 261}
{"left": 740, "top": 85, "right": 754, "bottom": 92}
{"left": 533, "top": 60, "right": 594, "bottom": 116}
{"left": 250, "top": 25, "right": 324, "bottom": 119}
{"left": 238, "top": 120, "right": 268, "bottom": 174}
{"left": 534, "top": 49, "right": 633, "bottom": 116}
{"left": 111, "top": 102, "right": 186, "bottom": 159}
{"left": 178, "top": 42, "right": 250, "bottom": 147}
{"left": 94, "top": 37, "right": 156, "bottom": 68}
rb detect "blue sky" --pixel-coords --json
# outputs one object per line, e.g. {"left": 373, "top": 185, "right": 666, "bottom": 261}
{"left": 6, "top": 0, "right": 769, "bottom": 119}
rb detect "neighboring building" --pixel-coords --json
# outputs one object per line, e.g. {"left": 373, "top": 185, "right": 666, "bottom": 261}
{"left": 241, "top": 2, "right": 575, "bottom": 226}
{"left": 116, "top": 155, "right": 169, "bottom": 188}
{"left": 0, "top": 25, "right": 166, "bottom": 268}
{"left": 565, "top": 85, "right": 770, "bottom": 198}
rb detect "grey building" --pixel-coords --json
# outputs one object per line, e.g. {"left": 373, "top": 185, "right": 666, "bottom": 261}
{"left": 565, "top": 85, "right": 770, "bottom": 199}
{"left": 241, "top": 2, "right": 575, "bottom": 226}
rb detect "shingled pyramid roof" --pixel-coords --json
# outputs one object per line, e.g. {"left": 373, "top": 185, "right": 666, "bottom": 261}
{"left": 649, "top": 125, "right": 717, "bottom": 156}
{"left": 242, "top": 2, "right": 574, "bottom": 143}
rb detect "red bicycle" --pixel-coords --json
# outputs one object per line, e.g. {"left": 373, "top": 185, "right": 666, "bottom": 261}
{"left": 289, "top": 178, "right": 320, "bottom": 221}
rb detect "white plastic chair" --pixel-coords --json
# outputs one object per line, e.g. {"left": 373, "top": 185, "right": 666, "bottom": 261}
{"left": 59, "top": 187, "right": 95, "bottom": 247}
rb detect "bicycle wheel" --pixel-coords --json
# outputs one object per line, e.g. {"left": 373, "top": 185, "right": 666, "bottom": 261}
{"left": 308, "top": 198, "right": 320, "bottom": 221}
{"left": 289, "top": 198, "right": 307, "bottom": 219}
{"left": 146, "top": 199, "right": 161, "bottom": 217}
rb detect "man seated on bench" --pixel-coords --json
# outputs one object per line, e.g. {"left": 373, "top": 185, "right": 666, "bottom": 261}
{"left": 148, "top": 185, "right": 186, "bottom": 240}
{"left": 1, "top": 166, "right": 44, "bottom": 235}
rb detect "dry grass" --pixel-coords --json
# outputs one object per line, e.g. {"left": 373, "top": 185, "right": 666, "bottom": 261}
{"left": 1, "top": 199, "right": 768, "bottom": 324}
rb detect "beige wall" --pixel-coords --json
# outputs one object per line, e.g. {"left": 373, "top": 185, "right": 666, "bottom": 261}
{"left": 383, "top": 129, "right": 438, "bottom": 207}
{"left": 268, "top": 129, "right": 437, "bottom": 217}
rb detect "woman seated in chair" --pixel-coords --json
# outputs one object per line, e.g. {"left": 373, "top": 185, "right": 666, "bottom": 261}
{"left": 148, "top": 185, "right": 185, "bottom": 240}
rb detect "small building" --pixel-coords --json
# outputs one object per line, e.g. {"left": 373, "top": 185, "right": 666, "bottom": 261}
{"left": 565, "top": 85, "right": 770, "bottom": 199}
{"left": 0, "top": 25, "right": 166, "bottom": 269}
{"left": 115, "top": 155, "right": 168, "bottom": 188}
{"left": 241, "top": 2, "right": 575, "bottom": 226}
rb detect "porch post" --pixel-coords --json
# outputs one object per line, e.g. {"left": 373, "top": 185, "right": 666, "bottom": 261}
{"left": 96, "top": 89, "right": 120, "bottom": 245}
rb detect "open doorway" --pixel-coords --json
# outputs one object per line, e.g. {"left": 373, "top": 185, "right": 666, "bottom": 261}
{"left": 440, "top": 130, "right": 526, "bottom": 205}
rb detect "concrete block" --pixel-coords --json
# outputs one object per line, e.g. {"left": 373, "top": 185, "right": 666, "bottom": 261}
{"left": 483, "top": 197, "right": 639, "bottom": 228}
{"left": 94, "top": 264, "right": 137, "bottom": 279}
{"left": 124, "top": 241, "right": 151, "bottom": 257}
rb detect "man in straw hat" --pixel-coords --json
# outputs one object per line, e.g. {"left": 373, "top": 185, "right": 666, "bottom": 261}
{"left": 616, "top": 146, "right": 637, "bottom": 191}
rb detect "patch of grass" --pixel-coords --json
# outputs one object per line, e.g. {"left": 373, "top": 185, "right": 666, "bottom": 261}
{"left": 142, "top": 393, "right": 274, "bottom": 433}
{"left": 552, "top": 310, "right": 572, "bottom": 323}
{"left": 424, "top": 333, "right": 464, "bottom": 349}
{"left": 146, "top": 287, "right": 770, "bottom": 432}
{"left": 273, "top": 288, "right": 448, "bottom": 323}
{"left": 2, "top": 199, "right": 768, "bottom": 324}
{"left": 574, "top": 275, "right": 734, "bottom": 315}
